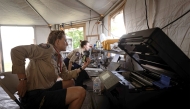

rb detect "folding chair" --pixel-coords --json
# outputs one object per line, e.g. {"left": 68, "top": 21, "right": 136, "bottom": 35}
{"left": 0, "top": 72, "right": 25, "bottom": 109}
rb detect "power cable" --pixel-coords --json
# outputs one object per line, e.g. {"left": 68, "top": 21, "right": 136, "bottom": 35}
{"left": 162, "top": 9, "right": 190, "bottom": 29}
{"left": 88, "top": 10, "right": 92, "bottom": 36}
{"left": 144, "top": 0, "right": 149, "bottom": 29}
{"left": 91, "top": 20, "right": 99, "bottom": 35}
{"left": 102, "top": 23, "right": 118, "bottom": 37}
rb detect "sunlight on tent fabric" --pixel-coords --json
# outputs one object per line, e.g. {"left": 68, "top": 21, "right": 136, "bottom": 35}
{"left": 1, "top": 26, "right": 34, "bottom": 72}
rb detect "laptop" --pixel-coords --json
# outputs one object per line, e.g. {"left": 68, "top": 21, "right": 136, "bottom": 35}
{"left": 106, "top": 62, "right": 120, "bottom": 71}
{"left": 85, "top": 62, "right": 120, "bottom": 77}
{"left": 98, "top": 70, "right": 121, "bottom": 90}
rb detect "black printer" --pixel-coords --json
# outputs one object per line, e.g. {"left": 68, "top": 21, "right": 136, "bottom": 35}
{"left": 104, "top": 27, "right": 190, "bottom": 109}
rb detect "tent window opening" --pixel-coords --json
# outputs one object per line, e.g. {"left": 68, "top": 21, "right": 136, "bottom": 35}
{"left": 0, "top": 26, "right": 35, "bottom": 72}
{"left": 109, "top": 8, "right": 126, "bottom": 58}
{"left": 110, "top": 10, "right": 126, "bottom": 38}
{"left": 65, "top": 26, "right": 84, "bottom": 49}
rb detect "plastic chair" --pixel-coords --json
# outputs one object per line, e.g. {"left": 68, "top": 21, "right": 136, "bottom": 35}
{"left": 0, "top": 72, "right": 25, "bottom": 109}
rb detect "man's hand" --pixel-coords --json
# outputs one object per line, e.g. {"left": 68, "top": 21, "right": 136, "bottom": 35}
{"left": 68, "top": 62, "right": 73, "bottom": 71}
{"left": 17, "top": 80, "right": 27, "bottom": 97}
{"left": 80, "top": 57, "right": 91, "bottom": 71}
{"left": 83, "top": 57, "right": 91, "bottom": 66}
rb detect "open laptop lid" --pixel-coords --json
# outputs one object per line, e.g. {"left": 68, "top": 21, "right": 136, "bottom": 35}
{"left": 111, "top": 54, "right": 120, "bottom": 62}
{"left": 86, "top": 62, "right": 120, "bottom": 77}
{"left": 106, "top": 62, "right": 120, "bottom": 71}
{"left": 85, "top": 68, "right": 103, "bottom": 77}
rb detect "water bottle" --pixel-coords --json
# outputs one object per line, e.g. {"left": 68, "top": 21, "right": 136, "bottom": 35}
{"left": 93, "top": 77, "right": 101, "bottom": 95}
{"left": 96, "top": 40, "right": 101, "bottom": 49}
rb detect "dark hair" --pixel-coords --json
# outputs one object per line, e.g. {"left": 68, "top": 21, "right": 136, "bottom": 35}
{"left": 80, "top": 40, "right": 89, "bottom": 48}
{"left": 47, "top": 30, "right": 65, "bottom": 45}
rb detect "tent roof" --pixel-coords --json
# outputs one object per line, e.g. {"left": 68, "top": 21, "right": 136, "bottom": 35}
{"left": 0, "top": 0, "right": 122, "bottom": 26}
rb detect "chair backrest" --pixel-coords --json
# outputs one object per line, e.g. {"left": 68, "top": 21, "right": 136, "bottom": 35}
{"left": 0, "top": 72, "right": 24, "bottom": 109}
{"left": 0, "top": 72, "right": 19, "bottom": 99}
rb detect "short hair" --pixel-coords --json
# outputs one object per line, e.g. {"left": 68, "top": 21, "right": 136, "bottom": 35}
{"left": 80, "top": 40, "right": 89, "bottom": 48}
{"left": 47, "top": 30, "right": 65, "bottom": 45}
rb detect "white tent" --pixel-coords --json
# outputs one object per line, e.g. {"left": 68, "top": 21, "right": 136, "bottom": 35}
{"left": 0, "top": 0, "right": 190, "bottom": 108}
{"left": 0, "top": 0, "right": 189, "bottom": 57}
{"left": 0, "top": 0, "right": 123, "bottom": 25}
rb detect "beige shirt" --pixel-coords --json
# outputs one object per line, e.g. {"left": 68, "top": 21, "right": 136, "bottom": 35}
{"left": 11, "top": 43, "right": 79, "bottom": 91}
{"left": 66, "top": 48, "right": 84, "bottom": 65}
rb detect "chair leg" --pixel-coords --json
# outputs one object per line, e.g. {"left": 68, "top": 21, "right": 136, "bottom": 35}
{"left": 15, "top": 99, "right": 25, "bottom": 109}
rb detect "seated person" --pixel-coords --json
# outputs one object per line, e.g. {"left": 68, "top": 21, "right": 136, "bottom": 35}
{"left": 11, "top": 30, "right": 90, "bottom": 109}
{"left": 64, "top": 40, "right": 91, "bottom": 88}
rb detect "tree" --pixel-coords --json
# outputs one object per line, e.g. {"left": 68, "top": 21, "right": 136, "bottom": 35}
{"left": 66, "top": 29, "right": 84, "bottom": 49}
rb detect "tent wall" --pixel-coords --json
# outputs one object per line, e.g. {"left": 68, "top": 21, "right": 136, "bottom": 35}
{"left": 34, "top": 26, "right": 50, "bottom": 44}
{"left": 0, "top": 0, "right": 189, "bottom": 49}
{"left": 153, "top": 0, "right": 190, "bottom": 57}
{"left": 85, "top": 20, "right": 102, "bottom": 36}
{"left": 33, "top": 20, "right": 102, "bottom": 45}
{"left": 18, "top": 0, "right": 190, "bottom": 58}
{"left": 123, "top": 0, "right": 190, "bottom": 57}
